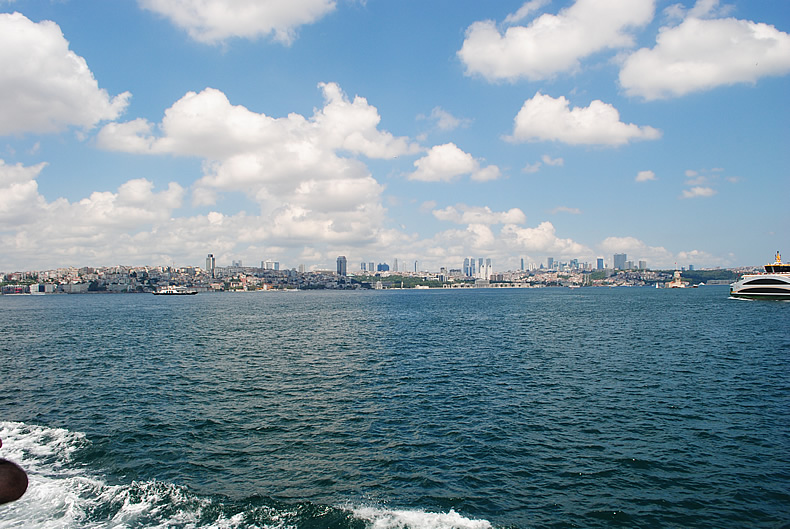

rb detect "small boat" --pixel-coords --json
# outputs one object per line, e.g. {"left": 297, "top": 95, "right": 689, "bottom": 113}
{"left": 153, "top": 286, "right": 198, "bottom": 295}
{"left": 730, "top": 251, "right": 790, "bottom": 299}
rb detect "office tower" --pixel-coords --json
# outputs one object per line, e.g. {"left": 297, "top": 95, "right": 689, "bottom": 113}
{"left": 336, "top": 256, "right": 347, "bottom": 276}
{"left": 520, "top": 258, "right": 524, "bottom": 271}
{"left": 298, "top": 264, "right": 306, "bottom": 274}
{"left": 547, "top": 257, "right": 554, "bottom": 270}
{"left": 463, "top": 258, "right": 470, "bottom": 277}
{"left": 205, "top": 254, "right": 215, "bottom": 278}
{"left": 597, "top": 258, "right": 604, "bottom": 270}
{"left": 614, "top": 253, "right": 627, "bottom": 270}
{"left": 393, "top": 258, "right": 398, "bottom": 272}
{"left": 369, "top": 262, "right": 375, "bottom": 274}
{"left": 361, "top": 262, "right": 367, "bottom": 272}
{"left": 377, "top": 263, "right": 389, "bottom": 272}
{"left": 639, "top": 260, "right": 647, "bottom": 270}
{"left": 414, "top": 260, "right": 418, "bottom": 273}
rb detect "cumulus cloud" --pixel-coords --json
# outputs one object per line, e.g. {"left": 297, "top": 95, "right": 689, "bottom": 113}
{"left": 620, "top": 13, "right": 790, "bottom": 99}
{"left": 458, "top": 0, "right": 654, "bottom": 81}
{"left": 408, "top": 143, "right": 501, "bottom": 182}
{"left": 636, "top": 170, "right": 656, "bottom": 182}
{"left": 432, "top": 204, "right": 527, "bottom": 225}
{"left": 97, "top": 82, "right": 420, "bottom": 251}
{"left": 139, "top": 0, "right": 336, "bottom": 45}
{"left": 507, "top": 92, "right": 661, "bottom": 146}
{"left": 0, "top": 12, "right": 130, "bottom": 135}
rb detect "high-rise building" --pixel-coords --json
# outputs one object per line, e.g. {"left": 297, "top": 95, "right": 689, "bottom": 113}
{"left": 547, "top": 257, "right": 554, "bottom": 270}
{"left": 336, "top": 256, "right": 347, "bottom": 276}
{"left": 361, "top": 262, "right": 367, "bottom": 272}
{"left": 597, "top": 258, "right": 604, "bottom": 270}
{"left": 639, "top": 260, "right": 647, "bottom": 270}
{"left": 393, "top": 258, "right": 398, "bottom": 272}
{"left": 298, "top": 264, "right": 306, "bottom": 273}
{"left": 205, "top": 254, "right": 215, "bottom": 278}
{"left": 614, "top": 253, "right": 627, "bottom": 270}
{"left": 369, "top": 262, "right": 375, "bottom": 274}
{"left": 520, "top": 258, "right": 525, "bottom": 271}
{"left": 414, "top": 260, "right": 418, "bottom": 273}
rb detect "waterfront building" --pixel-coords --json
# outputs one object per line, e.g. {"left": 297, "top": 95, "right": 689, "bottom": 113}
{"left": 336, "top": 256, "right": 347, "bottom": 276}
{"left": 614, "top": 253, "right": 627, "bottom": 270}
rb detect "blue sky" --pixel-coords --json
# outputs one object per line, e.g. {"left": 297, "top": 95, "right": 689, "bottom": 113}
{"left": 1, "top": 0, "right": 788, "bottom": 272}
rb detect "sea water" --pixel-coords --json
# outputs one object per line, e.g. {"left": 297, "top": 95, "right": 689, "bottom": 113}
{"left": 0, "top": 286, "right": 788, "bottom": 528}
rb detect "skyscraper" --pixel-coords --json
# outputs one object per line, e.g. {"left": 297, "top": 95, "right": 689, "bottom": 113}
{"left": 597, "top": 258, "right": 604, "bottom": 270}
{"left": 614, "top": 253, "right": 627, "bottom": 270}
{"left": 205, "top": 254, "right": 215, "bottom": 278}
{"left": 547, "top": 257, "right": 554, "bottom": 270}
{"left": 336, "top": 255, "right": 347, "bottom": 276}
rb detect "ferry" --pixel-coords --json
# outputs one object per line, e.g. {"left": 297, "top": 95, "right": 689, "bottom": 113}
{"left": 153, "top": 286, "right": 198, "bottom": 295}
{"left": 729, "top": 251, "right": 790, "bottom": 299}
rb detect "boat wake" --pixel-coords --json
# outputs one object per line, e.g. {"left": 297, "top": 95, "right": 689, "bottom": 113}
{"left": 0, "top": 421, "right": 492, "bottom": 529}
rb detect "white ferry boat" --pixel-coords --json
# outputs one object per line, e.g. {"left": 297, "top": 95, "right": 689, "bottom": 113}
{"left": 153, "top": 286, "right": 198, "bottom": 295}
{"left": 730, "top": 252, "right": 790, "bottom": 299}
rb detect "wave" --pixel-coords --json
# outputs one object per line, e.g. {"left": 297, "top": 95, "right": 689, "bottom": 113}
{"left": 0, "top": 421, "right": 493, "bottom": 529}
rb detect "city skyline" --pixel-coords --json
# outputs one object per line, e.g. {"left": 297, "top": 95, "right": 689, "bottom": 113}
{"left": 1, "top": 1, "right": 788, "bottom": 272}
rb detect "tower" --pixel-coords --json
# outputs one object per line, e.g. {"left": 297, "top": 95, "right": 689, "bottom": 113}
{"left": 205, "top": 254, "right": 215, "bottom": 278}
{"left": 614, "top": 253, "right": 627, "bottom": 270}
{"left": 336, "top": 256, "right": 347, "bottom": 276}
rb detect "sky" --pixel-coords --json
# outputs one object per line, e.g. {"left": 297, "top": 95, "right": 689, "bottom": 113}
{"left": 0, "top": 0, "right": 788, "bottom": 273}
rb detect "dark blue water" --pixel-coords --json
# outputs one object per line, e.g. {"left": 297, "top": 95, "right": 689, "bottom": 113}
{"left": 1, "top": 287, "right": 788, "bottom": 528}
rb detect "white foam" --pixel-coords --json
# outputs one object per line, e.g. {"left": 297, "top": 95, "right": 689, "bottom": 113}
{"left": 351, "top": 505, "right": 493, "bottom": 529}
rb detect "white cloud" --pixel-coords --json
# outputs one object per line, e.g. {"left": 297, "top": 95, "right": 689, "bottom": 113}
{"left": 681, "top": 186, "right": 717, "bottom": 198}
{"left": 507, "top": 92, "right": 661, "bottom": 146}
{"left": 503, "top": 0, "right": 550, "bottom": 26}
{"left": 636, "top": 170, "right": 656, "bottom": 182}
{"left": 408, "top": 143, "right": 501, "bottom": 182}
{"left": 620, "top": 14, "right": 790, "bottom": 99}
{"left": 432, "top": 204, "right": 527, "bottom": 225}
{"left": 0, "top": 160, "right": 192, "bottom": 268}
{"left": 421, "top": 107, "right": 472, "bottom": 131}
{"left": 0, "top": 13, "right": 130, "bottom": 135}
{"left": 458, "top": 0, "right": 655, "bottom": 81}
{"left": 551, "top": 206, "right": 581, "bottom": 215}
{"left": 599, "top": 236, "right": 673, "bottom": 265}
{"left": 522, "top": 162, "right": 542, "bottom": 174}
{"left": 501, "top": 221, "right": 590, "bottom": 256}
{"left": 139, "top": 0, "right": 336, "bottom": 45}
{"left": 541, "top": 154, "right": 564, "bottom": 166}
{"left": 96, "top": 82, "right": 421, "bottom": 255}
